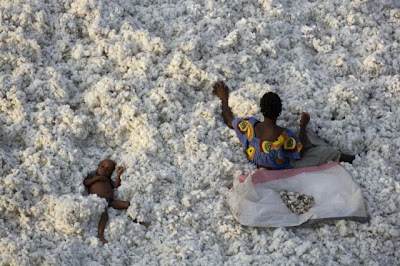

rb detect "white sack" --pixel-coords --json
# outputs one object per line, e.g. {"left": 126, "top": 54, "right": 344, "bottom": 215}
{"left": 228, "top": 162, "right": 368, "bottom": 227}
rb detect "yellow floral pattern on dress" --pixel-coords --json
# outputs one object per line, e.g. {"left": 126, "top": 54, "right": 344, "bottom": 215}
{"left": 237, "top": 120, "right": 249, "bottom": 132}
{"left": 260, "top": 141, "right": 273, "bottom": 153}
{"left": 237, "top": 119, "right": 254, "bottom": 141}
{"left": 282, "top": 136, "right": 300, "bottom": 153}
{"left": 284, "top": 137, "right": 296, "bottom": 150}
{"left": 233, "top": 117, "right": 303, "bottom": 170}
{"left": 246, "top": 146, "right": 255, "bottom": 160}
{"left": 259, "top": 132, "right": 290, "bottom": 153}
{"left": 296, "top": 142, "right": 303, "bottom": 153}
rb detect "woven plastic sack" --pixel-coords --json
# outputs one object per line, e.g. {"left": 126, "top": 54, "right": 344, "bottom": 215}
{"left": 228, "top": 162, "right": 368, "bottom": 227}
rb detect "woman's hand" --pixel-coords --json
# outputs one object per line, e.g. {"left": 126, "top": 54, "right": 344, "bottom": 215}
{"left": 213, "top": 81, "right": 229, "bottom": 102}
{"left": 300, "top": 112, "right": 310, "bottom": 129}
{"left": 213, "top": 81, "right": 234, "bottom": 129}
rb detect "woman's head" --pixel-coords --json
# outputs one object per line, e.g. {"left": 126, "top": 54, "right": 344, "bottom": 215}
{"left": 260, "top": 92, "right": 282, "bottom": 121}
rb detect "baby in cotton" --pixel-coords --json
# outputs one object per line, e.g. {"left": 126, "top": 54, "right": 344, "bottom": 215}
{"left": 83, "top": 159, "right": 149, "bottom": 243}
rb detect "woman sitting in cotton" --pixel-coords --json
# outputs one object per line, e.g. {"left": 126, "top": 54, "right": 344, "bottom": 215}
{"left": 213, "top": 81, "right": 355, "bottom": 169}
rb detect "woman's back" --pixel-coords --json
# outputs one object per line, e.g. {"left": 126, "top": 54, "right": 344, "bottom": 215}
{"left": 233, "top": 117, "right": 302, "bottom": 170}
{"left": 254, "top": 123, "right": 285, "bottom": 143}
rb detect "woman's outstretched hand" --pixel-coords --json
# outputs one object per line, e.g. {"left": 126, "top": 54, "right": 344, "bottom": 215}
{"left": 300, "top": 112, "right": 310, "bottom": 129}
{"left": 213, "top": 81, "right": 234, "bottom": 129}
{"left": 213, "top": 81, "right": 229, "bottom": 102}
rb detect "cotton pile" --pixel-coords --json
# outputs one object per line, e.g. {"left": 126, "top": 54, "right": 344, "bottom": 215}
{"left": 0, "top": 0, "right": 399, "bottom": 264}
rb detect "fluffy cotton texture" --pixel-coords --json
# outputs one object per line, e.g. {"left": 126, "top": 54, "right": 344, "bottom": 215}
{"left": 0, "top": 0, "right": 399, "bottom": 264}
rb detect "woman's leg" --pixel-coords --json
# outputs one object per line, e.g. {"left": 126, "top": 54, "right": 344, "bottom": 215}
{"left": 293, "top": 146, "right": 341, "bottom": 168}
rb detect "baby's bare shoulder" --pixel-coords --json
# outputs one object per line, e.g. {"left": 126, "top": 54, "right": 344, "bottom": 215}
{"left": 95, "top": 175, "right": 112, "bottom": 182}
{"left": 84, "top": 174, "right": 111, "bottom": 187}
{"left": 86, "top": 173, "right": 108, "bottom": 179}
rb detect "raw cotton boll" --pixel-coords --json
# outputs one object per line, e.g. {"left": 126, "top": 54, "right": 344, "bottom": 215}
{"left": 280, "top": 191, "right": 315, "bottom": 214}
{"left": 1, "top": 0, "right": 398, "bottom": 264}
{"left": 256, "top": 39, "right": 278, "bottom": 58}
{"left": 165, "top": 53, "right": 208, "bottom": 87}
{"left": 180, "top": 39, "right": 198, "bottom": 53}
{"left": 127, "top": 201, "right": 148, "bottom": 223}
{"left": 363, "top": 54, "right": 385, "bottom": 73}
{"left": 181, "top": 195, "right": 191, "bottom": 207}
{"left": 83, "top": 78, "right": 119, "bottom": 109}
{"left": 230, "top": 94, "right": 260, "bottom": 118}
{"left": 126, "top": 123, "right": 158, "bottom": 154}
{"left": 394, "top": 28, "right": 400, "bottom": 41}
{"left": 216, "top": 30, "right": 238, "bottom": 49}
{"left": 0, "top": 88, "right": 26, "bottom": 125}
{"left": 42, "top": 194, "right": 107, "bottom": 235}
{"left": 126, "top": 55, "right": 151, "bottom": 75}
{"left": 70, "top": 115, "right": 91, "bottom": 139}
{"left": 107, "top": 216, "right": 129, "bottom": 237}
{"left": 0, "top": 148, "right": 16, "bottom": 177}
{"left": 70, "top": 0, "right": 97, "bottom": 19}
{"left": 120, "top": 102, "right": 139, "bottom": 127}
{"left": 159, "top": 122, "right": 176, "bottom": 139}
{"left": 197, "top": 101, "right": 220, "bottom": 121}
{"left": 71, "top": 44, "right": 86, "bottom": 60}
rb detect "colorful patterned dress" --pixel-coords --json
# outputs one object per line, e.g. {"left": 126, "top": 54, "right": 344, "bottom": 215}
{"left": 233, "top": 117, "right": 303, "bottom": 170}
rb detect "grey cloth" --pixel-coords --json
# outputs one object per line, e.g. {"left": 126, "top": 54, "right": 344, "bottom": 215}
{"left": 292, "top": 131, "right": 341, "bottom": 168}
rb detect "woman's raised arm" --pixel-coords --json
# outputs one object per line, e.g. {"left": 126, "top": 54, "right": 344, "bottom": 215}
{"left": 213, "top": 81, "right": 234, "bottom": 129}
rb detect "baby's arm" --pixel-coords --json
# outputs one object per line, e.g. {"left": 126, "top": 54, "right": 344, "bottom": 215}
{"left": 112, "top": 166, "right": 123, "bottom": 188}
{"left": 84, "top": 175, "right": 110, "bottom": 187}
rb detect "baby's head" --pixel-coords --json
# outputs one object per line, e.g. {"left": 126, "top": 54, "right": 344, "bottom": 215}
{"left": 96, "top": 159, "right": 116, "bottom": 177}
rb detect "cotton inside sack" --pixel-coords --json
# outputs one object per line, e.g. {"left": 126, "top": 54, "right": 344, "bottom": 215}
{"left": 228, "top": 162, "right": 368, "bottom": 227}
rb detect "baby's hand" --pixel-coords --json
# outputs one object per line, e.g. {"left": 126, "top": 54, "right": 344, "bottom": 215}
{"left": 117, "top": 166, "right": 124, "bottom": 175}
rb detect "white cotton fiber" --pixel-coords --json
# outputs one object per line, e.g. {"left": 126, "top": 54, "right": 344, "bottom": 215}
{"left": 39, "top": 194, "right": 108, "bottom": 235}
{"left": 0, "top": 0, "right": 399, "bottom": 264}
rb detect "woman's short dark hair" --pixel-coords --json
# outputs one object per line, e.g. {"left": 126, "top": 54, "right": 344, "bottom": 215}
{"left": 260, "top": 92, "right": 282, "bottom": 120}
